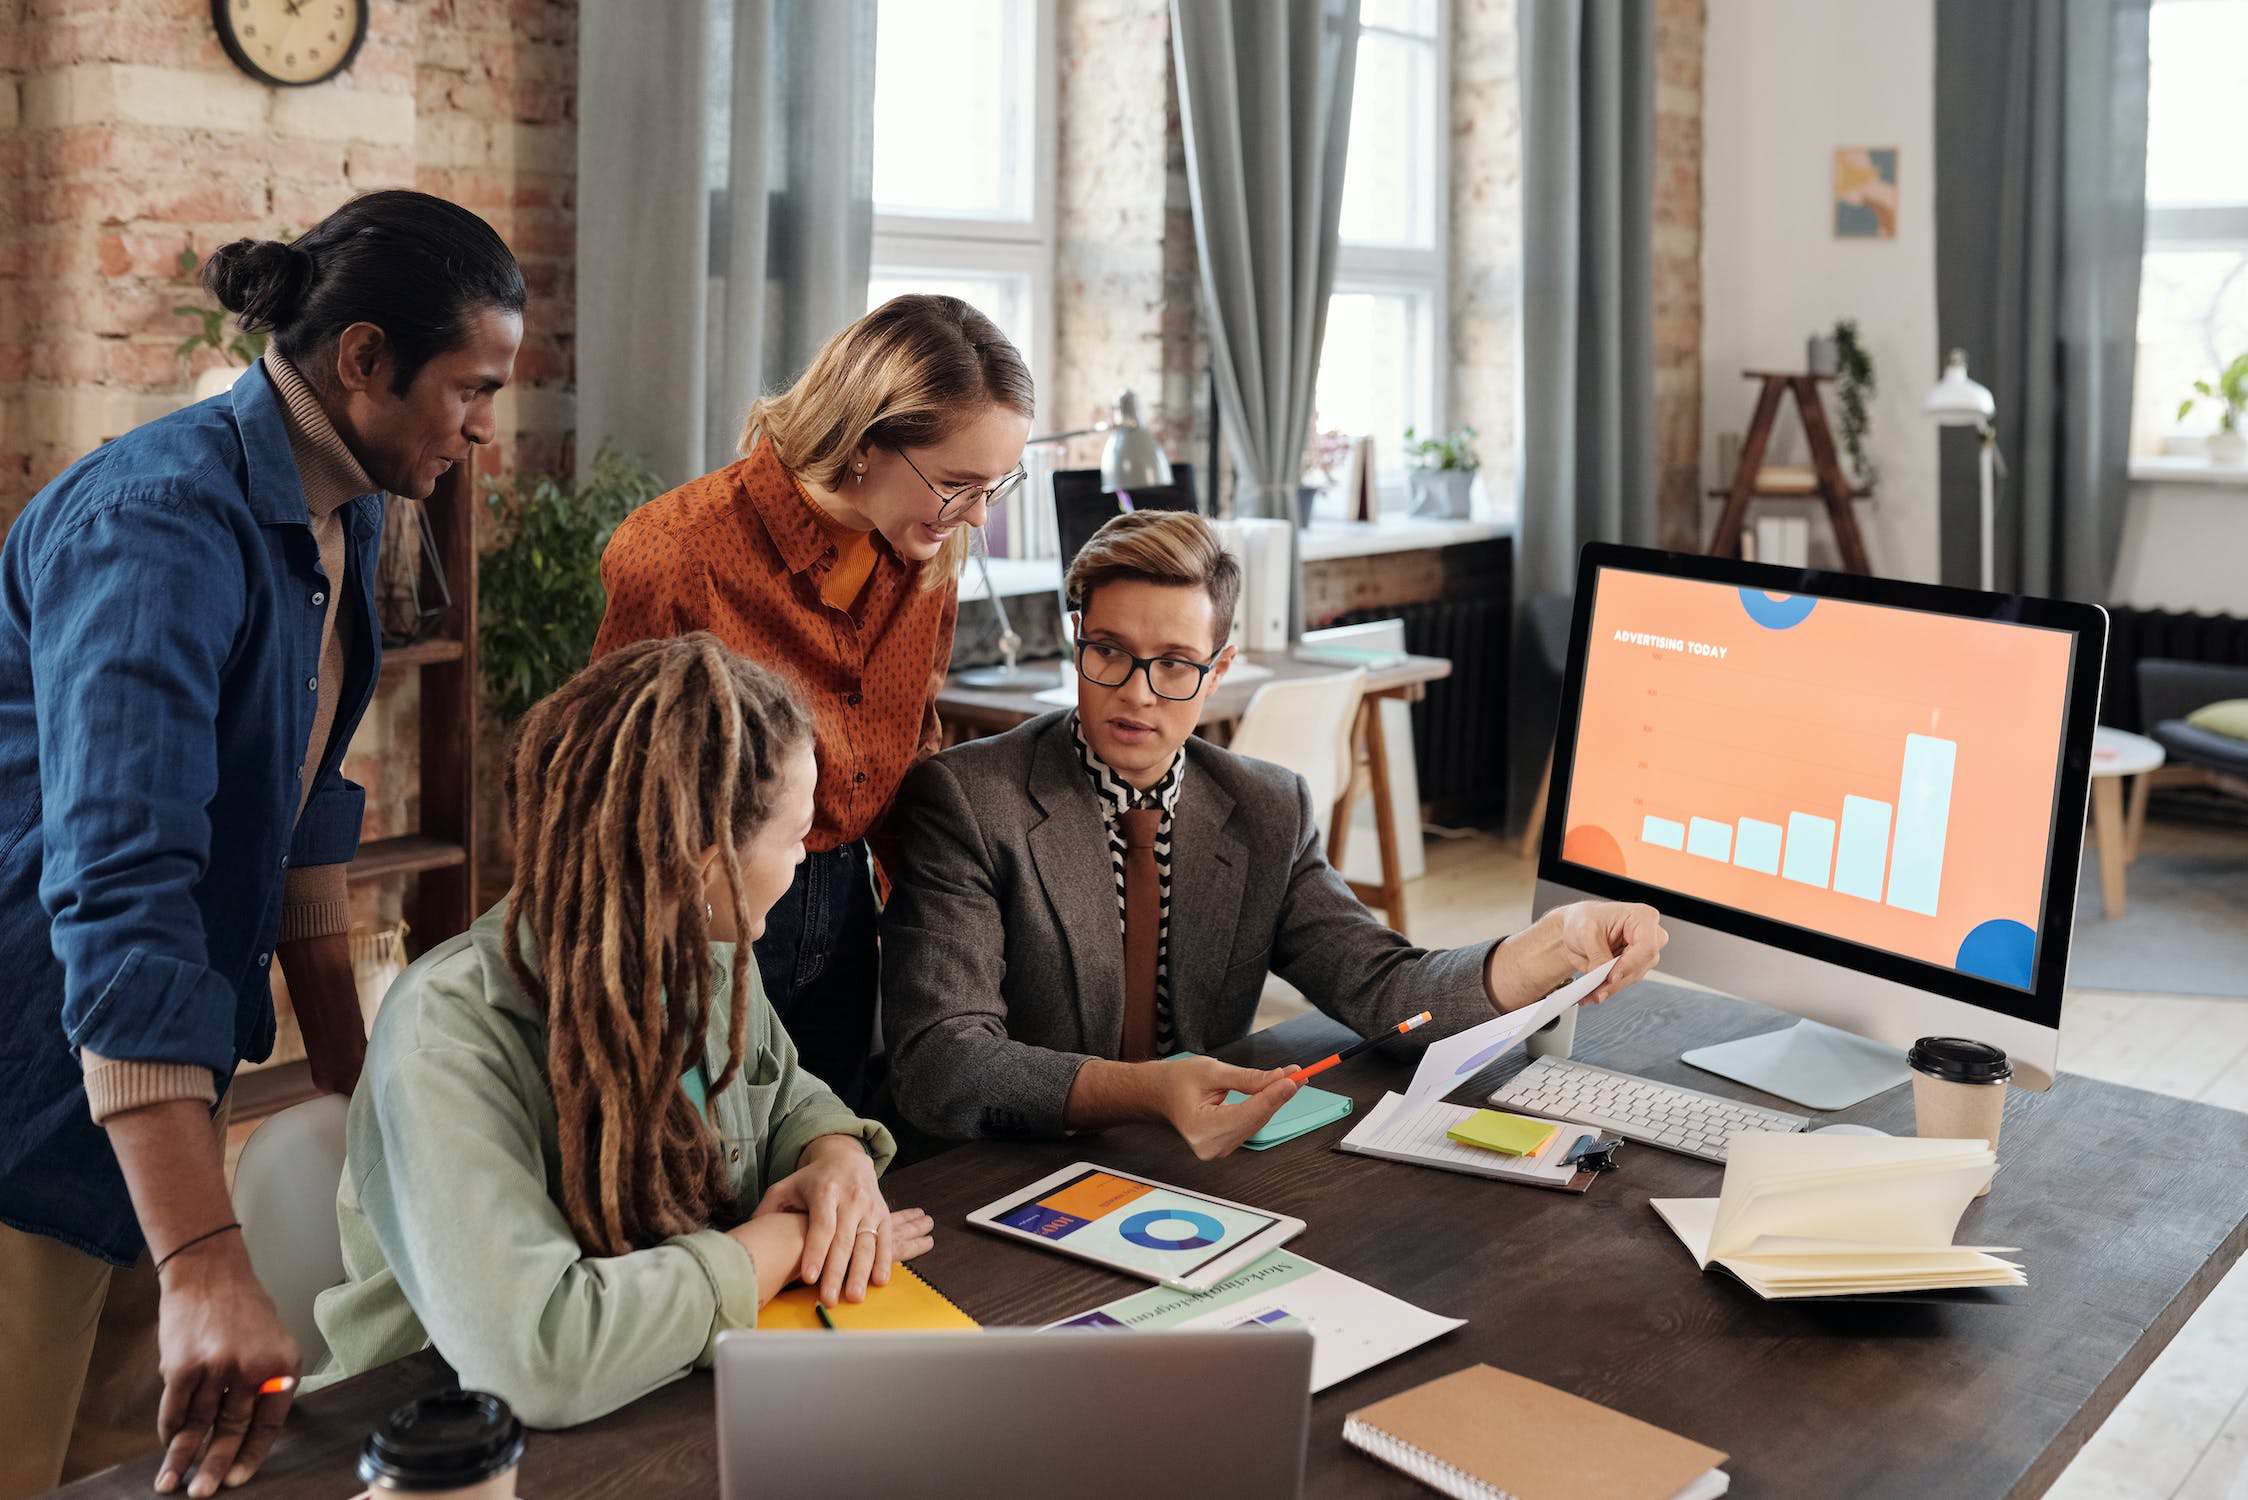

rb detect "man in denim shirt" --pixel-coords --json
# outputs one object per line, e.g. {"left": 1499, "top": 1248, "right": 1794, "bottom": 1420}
{"left": 0, "top": 192, "right": 521, "bottom": 1500}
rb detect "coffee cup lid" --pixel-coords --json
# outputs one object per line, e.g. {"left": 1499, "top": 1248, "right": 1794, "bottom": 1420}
{"left": 360, "top": 1390, "right": 525, "bottom": 1492}
{"left": 1908, "top": 1036, "right": 2011, "bottom": 1084}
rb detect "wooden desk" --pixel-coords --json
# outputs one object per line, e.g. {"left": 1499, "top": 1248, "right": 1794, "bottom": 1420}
{"left": 937, "top": 649, "right": 1453, "bottom": 931}
{"left": 57, "top": 983, "right": 2248, "bottom": 1499}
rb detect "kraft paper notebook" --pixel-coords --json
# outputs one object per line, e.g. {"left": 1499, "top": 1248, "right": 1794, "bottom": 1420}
{"left": 757, "top": 1265, "right": 979, "bottom": 1331}
{"left": 1344, "top": 1364, "right": 1729, "bottom": 1500}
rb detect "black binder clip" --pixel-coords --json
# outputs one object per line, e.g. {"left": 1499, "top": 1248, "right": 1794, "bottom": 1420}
{"left": 1571, "top": 1138, "right": 1622, "bottom": 1173}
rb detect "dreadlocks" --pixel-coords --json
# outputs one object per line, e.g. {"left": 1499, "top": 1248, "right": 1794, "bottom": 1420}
{"left": 502, "top": 632, "right": 811, "bottom": 1257}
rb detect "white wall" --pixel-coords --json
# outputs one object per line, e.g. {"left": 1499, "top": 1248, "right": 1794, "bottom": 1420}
{"left": 1701, "top": 0, "right": 1940, "bottom": 583}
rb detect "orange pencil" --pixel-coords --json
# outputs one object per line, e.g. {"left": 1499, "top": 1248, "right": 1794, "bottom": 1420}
{"left": 1285, "top": 1011, "right": 1433, "bottom": 1082}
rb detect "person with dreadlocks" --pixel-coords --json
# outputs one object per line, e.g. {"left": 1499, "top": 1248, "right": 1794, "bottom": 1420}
{"left": 306, "top": 635, "right": 932, "bottom": 1428}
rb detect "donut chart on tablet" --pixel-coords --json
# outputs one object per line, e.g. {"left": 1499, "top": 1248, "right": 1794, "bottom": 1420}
{"left": 1119, "top": 1208, "right": 1226, "bottom": 1251}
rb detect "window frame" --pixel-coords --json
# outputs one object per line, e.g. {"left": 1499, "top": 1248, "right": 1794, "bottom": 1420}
{"left": 1326, "top": 0, "right": 1452, "bottom": 510}
{"left": 868, "top": 0, "right": 1058, "bottom": 427}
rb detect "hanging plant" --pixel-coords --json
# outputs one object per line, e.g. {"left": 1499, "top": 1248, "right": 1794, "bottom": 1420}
{"left": 1831, "top": 319, "right": 1878, "bottom": 491}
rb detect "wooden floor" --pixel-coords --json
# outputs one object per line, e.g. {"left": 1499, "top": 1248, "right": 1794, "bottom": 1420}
{"left": 1259, "top": 822, "right": 2248, "bottom": 1500}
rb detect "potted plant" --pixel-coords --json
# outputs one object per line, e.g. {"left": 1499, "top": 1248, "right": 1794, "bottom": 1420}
{"left": 1831, "top": 319, "right": 1879, "bottom": 491}
{"left": 479, "top": 442, "right": 664, "bottom": 725}
{"left": 174, "top": 239, "right": 270, "bottom": 400}
{"left": 1402, "top": 424, "right": 1480, "bottom": 519}
{"left": 2179, "top": 353, "right": 2248, "bottom": 464}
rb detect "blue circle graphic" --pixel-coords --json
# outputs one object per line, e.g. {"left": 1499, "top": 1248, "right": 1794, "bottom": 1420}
{"left": 1737, "top": 589, "right": 1818, "bottom": 630}
{"left": 1119, "top": 1208, "right": 1226, "bottom": 1252}
{"left": 1955, "top": 918, "right": 2036, "bottom": 989}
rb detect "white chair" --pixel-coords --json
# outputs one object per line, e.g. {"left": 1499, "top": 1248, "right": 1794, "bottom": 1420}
{"left": 1226, "top": 669, "right": 1368, "bottom": 848}
{"left": 232, "top": 1093, "right": 349, "bottom": 1368}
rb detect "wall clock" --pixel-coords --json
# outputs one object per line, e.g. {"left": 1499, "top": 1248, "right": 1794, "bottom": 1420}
{"left": 212, "top": 0, "right": 369, "bottom": 88}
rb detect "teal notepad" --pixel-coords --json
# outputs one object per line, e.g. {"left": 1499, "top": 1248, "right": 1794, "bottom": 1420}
{"left": 1165, "top": 1053, "right": 1354, "bottom": 1148}
{"left": 1233, "top": 1083, "right": 1355, "bottom": 1149}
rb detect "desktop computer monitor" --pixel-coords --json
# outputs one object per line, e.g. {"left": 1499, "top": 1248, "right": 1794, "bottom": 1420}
{"left": 1533, "top": 543, "right": 2107, "bottom": 1108}
{"left": 1053, "top": 464, "right": 1197, "bottom": 580}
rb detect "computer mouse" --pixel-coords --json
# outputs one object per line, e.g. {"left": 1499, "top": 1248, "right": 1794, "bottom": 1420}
{"left": 1811, "top": 1123, "right": 1889, "bottom": 1137}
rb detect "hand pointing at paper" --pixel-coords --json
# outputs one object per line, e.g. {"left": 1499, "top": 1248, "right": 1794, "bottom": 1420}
{"left": 1483, "top": 901, "right": 1669, "bottom": 1014}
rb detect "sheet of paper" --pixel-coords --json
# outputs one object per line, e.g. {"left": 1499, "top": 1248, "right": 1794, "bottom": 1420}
{"left": 1041, "top": 1250, "right": 1463, "bottom": 1392}
{"left": 1342, "top": 1092, "right": 1584, "bottom": 1186}
{"left": 1403, "top": 958, "right": 1618, "bottom": 1108}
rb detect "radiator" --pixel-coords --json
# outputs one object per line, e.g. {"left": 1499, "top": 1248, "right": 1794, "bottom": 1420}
{"left": 1337, "top": 595, "right": 1511, "bottom": 823}
{"left": 2099, "top": 607, "right": 2248, "bottom": 731}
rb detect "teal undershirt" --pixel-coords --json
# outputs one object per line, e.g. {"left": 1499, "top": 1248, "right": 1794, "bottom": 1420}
{"left": 680, "top": 1063, "right": 711, "bottom": 1120}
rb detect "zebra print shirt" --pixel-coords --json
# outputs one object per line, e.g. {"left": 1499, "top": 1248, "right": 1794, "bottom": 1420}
{"left": 1069, "top": 713, "right": 1184, "bottom": 1055}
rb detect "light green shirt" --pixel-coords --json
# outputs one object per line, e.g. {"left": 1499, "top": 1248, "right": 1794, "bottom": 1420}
{"left": 308, "top": 901, "right": 894, "bottom": 1427}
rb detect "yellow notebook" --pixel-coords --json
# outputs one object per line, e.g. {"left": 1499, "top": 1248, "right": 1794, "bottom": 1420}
{"left": 1445, "top": 1110, "right": 1557, "bottom": 1157}
{"left": 758, "top": 1265, "right": 979, "bottom": 1332}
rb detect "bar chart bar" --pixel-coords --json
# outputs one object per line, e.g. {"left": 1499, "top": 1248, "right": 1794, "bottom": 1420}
{"left": 1641, "top": 815, "right": 1685, "bottom": 851}
{"left": 1687, "top": 817, "right": 1733, "bottom": 862}
{"left": 1734, "top": 817, "right": 1783, "bottom": 876}
{"left": 1833, "top": 795, "right": 1894, "bottom": 901}
{"left": 1783, "top": 812, "right": 1836, "bottom": 888}
{"left": 1884, "top": 733, "right": 1957, "bottom": 916}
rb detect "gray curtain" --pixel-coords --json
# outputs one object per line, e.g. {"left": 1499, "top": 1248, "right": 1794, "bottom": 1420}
{"left": 1934, "top": 0, "right": 2149, "bottom": 602}
{"left": 1513, "top": 0, "right": 1656, "bottom": 827}
{"left": 577, "top": 0, "right": 874, "bottom": 486}
{"left": 1170, "top": 0, "right": 1360, "bottom": 639}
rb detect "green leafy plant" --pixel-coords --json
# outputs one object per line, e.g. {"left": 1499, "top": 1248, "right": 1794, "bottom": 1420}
{"left": 478, "top": 443, "right": 664, "bottom": 724}
{"left": 1831, "top": 319, "right": 1878, "bottom": 490}
{"left": 173, "top": 240, "right": 269, "bottom": 368}
{"left": 1401, "top": 424, "right": 1481, "bottom": 471}
{"left": 2178, "top": 353, "right": 2248, "bottom": 432}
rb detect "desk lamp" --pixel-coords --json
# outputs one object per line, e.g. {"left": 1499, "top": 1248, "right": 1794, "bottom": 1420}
{"left": 956, "top": 390, "right": 1173, "bottom": 688}
{"left": 1923, "top": 349, "right": 2000, "bottom": 591}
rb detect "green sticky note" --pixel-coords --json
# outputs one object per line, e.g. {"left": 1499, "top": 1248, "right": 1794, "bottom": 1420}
{"left": 1446, "top": 1109, "right": 1557, "bottom": 1156}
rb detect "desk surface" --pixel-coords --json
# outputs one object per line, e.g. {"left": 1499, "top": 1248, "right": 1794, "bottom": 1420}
{"left": 56, "top": 983, "right": 2248, "bottom": 1499}
{"left": 937, "top": 647, "right": 1452, "bottom": 738}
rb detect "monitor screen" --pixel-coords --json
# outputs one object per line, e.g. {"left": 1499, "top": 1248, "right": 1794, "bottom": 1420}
{"left": 1053, "top": 464, "right": 1197, "bottom": 578}
{"left": 1556, "top": 561, "right": 2081, "bottom": 996}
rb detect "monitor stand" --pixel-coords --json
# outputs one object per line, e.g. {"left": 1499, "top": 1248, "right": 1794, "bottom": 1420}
{"left": 1680, "top": 1020, "right": 1911, "bottom": 1112}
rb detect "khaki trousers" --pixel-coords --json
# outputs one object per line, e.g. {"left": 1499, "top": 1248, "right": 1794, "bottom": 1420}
{"left": 0, "top": 1098, "right": 230, "bottom": 1500}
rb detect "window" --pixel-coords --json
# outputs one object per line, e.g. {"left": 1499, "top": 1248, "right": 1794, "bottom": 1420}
{"left": 1311, "top": 0, "right": 1448, "bottom": 512}
{"left": 2131, "top": 0, "right": 2248, "bottom": 455}
{"left": 868, "top": 0, "right": 1056, "bottom": 420}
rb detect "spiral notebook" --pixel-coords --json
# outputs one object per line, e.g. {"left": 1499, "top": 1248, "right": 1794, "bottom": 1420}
{"left": 1343, "top": 1365, "right": 1728, "bottom": 1500}
{"left": 756, "top": 1266, "right": 978, "bottom": 1331}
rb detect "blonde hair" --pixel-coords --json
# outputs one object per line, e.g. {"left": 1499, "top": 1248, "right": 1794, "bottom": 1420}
{"left": 742, "top": 294, "right": 1034, "bottom": 588}
{"left": 1063, "top": 510, "right": 1243, "bottom": 652}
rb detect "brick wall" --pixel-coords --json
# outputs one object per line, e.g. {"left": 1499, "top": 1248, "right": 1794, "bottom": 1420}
{"left": 1652, "top": 0, "right": 1705, "bottom": 552}
{"left": 1450, "top": 0, "right": 1521, "bottom": 499}
{"left": 0, "top": 0, "right": 576, "bottom": 932}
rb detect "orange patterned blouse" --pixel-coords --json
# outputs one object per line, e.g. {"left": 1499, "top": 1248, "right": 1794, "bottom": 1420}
{"left": 591, "top": 439, "right": 959, "bottom": 852}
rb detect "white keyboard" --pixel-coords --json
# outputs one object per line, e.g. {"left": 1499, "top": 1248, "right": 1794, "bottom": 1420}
{"left": 1487, "top": 1056, "right": 1811, "bottom": 1163}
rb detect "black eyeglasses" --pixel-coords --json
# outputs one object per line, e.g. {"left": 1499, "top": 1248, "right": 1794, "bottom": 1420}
{"left": 1074, "top": 638, "right": 1224, "bottom": 701}
{"left": 895, "top": 448, "right": 1027, "bottom": 522}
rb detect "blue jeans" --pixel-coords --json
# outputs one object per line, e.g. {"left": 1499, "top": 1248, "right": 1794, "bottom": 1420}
{"left": 753, "top": 840, "right": 881, "bottom": 1111}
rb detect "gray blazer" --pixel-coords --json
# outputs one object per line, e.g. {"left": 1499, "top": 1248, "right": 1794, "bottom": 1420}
{"left": 880, "top": 711, "right": 1501, "bottom": 1140}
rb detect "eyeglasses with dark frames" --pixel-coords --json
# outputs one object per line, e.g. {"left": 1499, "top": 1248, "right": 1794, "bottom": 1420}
{"left": 1073, "top": 637, "right": 1224, "bottom": 701}
{"left": 894, "top": 447, "right": 1028, "bottom": 522}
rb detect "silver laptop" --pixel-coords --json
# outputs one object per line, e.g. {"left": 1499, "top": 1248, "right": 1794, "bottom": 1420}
{"left": 714, "top": 1327, "right": 1313, "bottom": 1499}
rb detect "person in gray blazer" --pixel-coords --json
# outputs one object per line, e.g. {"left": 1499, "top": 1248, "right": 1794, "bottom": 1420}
{"left": 882, "top": 510, "right": 1668, "bottom": 1157}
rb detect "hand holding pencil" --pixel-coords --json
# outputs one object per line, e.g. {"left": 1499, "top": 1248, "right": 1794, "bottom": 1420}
{"left": 1285, "top": 1011, "right": 1434, "bottom": 1083}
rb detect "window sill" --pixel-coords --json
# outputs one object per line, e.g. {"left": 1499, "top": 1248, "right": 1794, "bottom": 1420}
{"left": 2130, "top": 456, "right": 2248, "bottom": 489}
{"left": 1298, "top": 514, "right": 1515, "bottom": 564}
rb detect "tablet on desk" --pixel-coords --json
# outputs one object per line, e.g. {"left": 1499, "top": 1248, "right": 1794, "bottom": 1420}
{"left": 966, "top": 1163, "right": 1304, "bottom": 1291}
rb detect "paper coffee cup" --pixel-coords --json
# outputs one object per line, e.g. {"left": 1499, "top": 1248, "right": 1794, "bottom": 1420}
{"left": 1908, "top": 1037, "right": 2010, "bottom": 1198}
{"left": 360, "top": 1390, "right": 526, "bottom": 1499}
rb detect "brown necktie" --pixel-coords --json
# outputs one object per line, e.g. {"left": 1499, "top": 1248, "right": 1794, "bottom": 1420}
{"left": 1118, "top": 806, "right": 1162, "bottom": 1062}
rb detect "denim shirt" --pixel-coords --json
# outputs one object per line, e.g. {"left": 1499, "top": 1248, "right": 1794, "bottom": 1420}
{"left": 0, "top": 364, "right": 383, "bottom": 1263}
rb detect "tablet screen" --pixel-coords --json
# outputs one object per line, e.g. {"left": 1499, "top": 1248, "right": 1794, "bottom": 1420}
{"left": 988, "top": 1168, "right": 1281, "bottom": 1280}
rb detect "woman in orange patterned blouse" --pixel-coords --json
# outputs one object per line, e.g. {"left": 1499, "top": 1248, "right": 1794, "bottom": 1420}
{"left": 592, "top": 296, "right": 1033, "bottom": 1107}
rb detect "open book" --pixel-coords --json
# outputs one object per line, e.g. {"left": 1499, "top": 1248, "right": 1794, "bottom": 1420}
{"left": 1650, "top": 1133, "right": 2023, "bottom": 1300}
